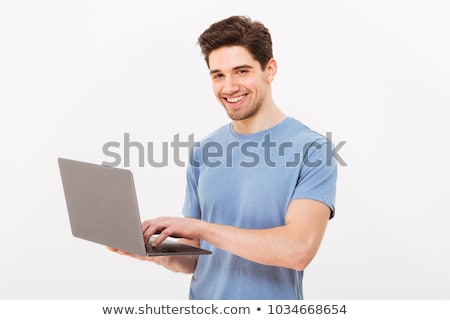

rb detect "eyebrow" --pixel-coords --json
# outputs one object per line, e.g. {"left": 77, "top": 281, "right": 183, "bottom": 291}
{"left": 209, "top": 64, "right": 254, "bottom": 75}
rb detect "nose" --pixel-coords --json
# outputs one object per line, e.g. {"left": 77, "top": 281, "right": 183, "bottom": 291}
{"left": 222, "top": 76, "right": 239, "bottom": 95}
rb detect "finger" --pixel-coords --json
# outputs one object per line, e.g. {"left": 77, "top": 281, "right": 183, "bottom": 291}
{"left": 142, "top": 220, "right": 153, "bottom": 232}
{"left": 142, "top": 220, "right": 156, "bottom": 244}
{"left": 143, "top": 224, "right": 160, "bottom": 244}
{"left": 115, "top": 249, "right": 147, "bottom": 260}
{"left": 108, "top": 246, "right": 163, "bottom": 263}
{"left": 107, "top": 247, "right": 137, "bottom": 257}
{"left": 143, "top": 220, "right": 169, "bottom": 244}
{"left": 150, "top": 228, "right": 172, "bottom": 247}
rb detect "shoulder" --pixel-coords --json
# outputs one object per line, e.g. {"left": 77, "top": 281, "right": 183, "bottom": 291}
{"left": 282, "top": 117, "right": 329, "bottom": 147}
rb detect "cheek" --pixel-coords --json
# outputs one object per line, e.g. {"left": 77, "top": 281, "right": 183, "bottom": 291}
{"left": 212, "top": 83, "right": 222, "bottom": 97}
{"left": 240, "top": 78, "right": 259, "bottom": 92}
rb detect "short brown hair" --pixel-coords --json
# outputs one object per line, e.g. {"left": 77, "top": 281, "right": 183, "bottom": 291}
{"left": 197, "top": 16, "right": 273, "bottom": 70}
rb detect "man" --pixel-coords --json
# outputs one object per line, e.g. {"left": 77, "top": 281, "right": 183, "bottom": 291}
{"left": 110, "top": 15, "right": 337, "bottom": 300}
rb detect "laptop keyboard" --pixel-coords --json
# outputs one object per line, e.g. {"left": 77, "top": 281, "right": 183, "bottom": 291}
{"left": 145, "top": 244, "right": 171, "bottom": 254}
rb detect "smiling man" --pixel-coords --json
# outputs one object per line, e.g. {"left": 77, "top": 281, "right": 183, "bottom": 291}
{"left": 110, "top": 15, "right": 337, "bottom": 300}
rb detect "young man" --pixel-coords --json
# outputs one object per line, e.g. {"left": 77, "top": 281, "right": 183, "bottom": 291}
{"left": 110, "top": 15, "right": 337, "bottom": 299}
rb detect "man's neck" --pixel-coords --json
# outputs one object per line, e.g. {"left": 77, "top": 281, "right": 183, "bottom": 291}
{"left": 232, "top": 102, "right": 286, "bottom": 135}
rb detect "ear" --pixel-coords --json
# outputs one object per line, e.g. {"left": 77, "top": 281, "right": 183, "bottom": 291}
{"left": 265, "top": 58, "right": 277, "bottom": 83}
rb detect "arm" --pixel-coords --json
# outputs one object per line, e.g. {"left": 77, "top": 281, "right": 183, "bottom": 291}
{"left": 147, "top": 198, "right": 330, "bottom": 271}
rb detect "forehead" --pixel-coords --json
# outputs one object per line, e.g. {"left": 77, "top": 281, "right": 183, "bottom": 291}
{"left": 208, "top": 46, "right": 261, "bottom": 71}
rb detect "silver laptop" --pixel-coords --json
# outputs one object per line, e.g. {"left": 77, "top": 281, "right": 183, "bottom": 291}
{"left": 58, "top": 158, "right": 211, "bottom": 256}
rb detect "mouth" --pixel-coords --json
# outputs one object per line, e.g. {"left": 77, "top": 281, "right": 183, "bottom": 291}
{"left": 223, "top": 94, "right": 248, "bottom": 108}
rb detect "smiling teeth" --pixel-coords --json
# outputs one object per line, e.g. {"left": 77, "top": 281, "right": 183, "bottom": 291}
{"left": 227, "top": 95, "right": 244, "bottom": 103}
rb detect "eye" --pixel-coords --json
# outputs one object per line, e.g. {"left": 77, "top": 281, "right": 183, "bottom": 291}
{"left": 237, "top": 69, "right": 248, "bottom": 75}
{"left": 212, "top": 73, "right": 224, "bottom": 80}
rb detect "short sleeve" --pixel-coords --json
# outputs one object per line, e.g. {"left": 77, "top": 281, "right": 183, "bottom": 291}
{"left": 292, "top": 140, "right": 338, "bottom": 219}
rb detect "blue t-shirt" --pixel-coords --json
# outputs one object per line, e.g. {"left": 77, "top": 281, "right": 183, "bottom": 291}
{"left": 182, "top": 117, "right": 337, "bottom": 299}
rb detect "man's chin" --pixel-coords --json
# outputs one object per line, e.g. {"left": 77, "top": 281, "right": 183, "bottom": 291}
{"left": 225, "top": 107, "right": 259, "bottom": 122}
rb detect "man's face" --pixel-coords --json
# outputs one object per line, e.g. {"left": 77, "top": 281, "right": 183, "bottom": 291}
{"left": 208, "top": 46, "right": 272, "bottom": 121}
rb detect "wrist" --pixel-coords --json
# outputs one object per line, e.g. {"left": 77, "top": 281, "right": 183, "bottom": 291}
{"left": 195, "top": 219, "right": 210, "bottom": 241}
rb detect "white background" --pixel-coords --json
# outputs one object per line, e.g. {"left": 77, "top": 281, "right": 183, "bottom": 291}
{"left": 1, "top": 0, "right": 449, "bottom": 299}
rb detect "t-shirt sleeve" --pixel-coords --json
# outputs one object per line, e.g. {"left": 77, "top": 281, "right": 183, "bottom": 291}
{"left": 182, "top": 148, "right": 201, "bottom": 219}
{"left": 292, "top": 139, "right": 338, "bottom": 219}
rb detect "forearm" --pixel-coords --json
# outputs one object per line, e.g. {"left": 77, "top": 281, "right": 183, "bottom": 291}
{"left": 197, "top": 199, "right": 329, "bottom": 271}
{"left": 199, "top": 222, "right": 307, "bottom": 270}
